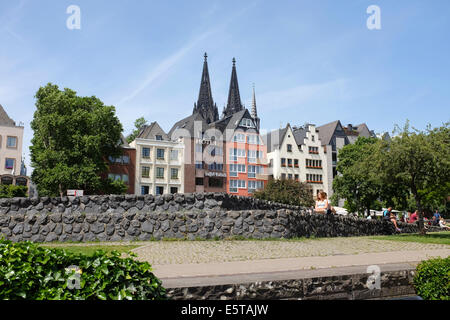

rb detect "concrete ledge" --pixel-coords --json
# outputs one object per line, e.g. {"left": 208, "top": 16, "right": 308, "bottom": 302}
{"left": 164, "top": 262, "right": 421, "bottom": 300}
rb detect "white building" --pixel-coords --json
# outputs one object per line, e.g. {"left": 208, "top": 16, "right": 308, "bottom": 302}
{"left": 130, "top": 122, "right": 184, "bottom": 195}
{"left": 264, "top": 124, "right": 329, "bottom": 199}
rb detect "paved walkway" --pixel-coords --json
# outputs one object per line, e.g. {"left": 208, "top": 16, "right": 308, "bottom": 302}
{"left": 152, "top": 249, "right": 450, "bottom": 280}
{"left": 128, "top": 237, "right": 450, "bottom": 285}
{"left": 132, "top": 237, "right": 449, "bottom": 265}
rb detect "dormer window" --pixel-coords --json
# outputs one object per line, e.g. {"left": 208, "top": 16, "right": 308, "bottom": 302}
{"left": 240, "top": 118, "right": 255, "bottom": 128}
{"left": 156, "top": 135, "right": 163, "bottom": 141}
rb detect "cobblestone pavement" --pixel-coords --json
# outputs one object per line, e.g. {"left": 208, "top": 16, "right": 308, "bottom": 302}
{"left": 130, "top": 237, "right": 450, "bottom": 265}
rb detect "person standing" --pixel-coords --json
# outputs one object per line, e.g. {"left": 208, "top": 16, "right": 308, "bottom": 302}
{"left": 432, "top": 210, "right": 441, "bottom": 226}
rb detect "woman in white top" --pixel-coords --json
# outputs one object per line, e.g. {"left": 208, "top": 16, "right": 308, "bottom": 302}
{"left": 315, "top": 191, "right": 334, "bottom": 214}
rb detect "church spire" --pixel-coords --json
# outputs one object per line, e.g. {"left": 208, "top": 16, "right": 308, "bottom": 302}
{"left": 251, "top": 83, "right": 257, "bottom": 119}
{"left": 224, "top": 57, "right": 243, "bottom": 117}
{"left": 251, "top": 83, "right": 260, "bottom": 130}
{"left": 193, "top": 52, "right": 219, "bottom": 123}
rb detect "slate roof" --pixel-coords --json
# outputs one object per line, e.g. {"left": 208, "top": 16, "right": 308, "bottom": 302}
{"left": 168, "top": 112, "right": 208, "bottom": 140}
{"left": 137, "top": 121, "right": 169, "bottom": 141}
{"left": 0, "top": 104, "right": 16, "bottom": 126}
{"left": 316, "top": 120, "right": 340, "bottom": 146}
{"left": 262, "top": 125, "right": 288, "bottom": 153}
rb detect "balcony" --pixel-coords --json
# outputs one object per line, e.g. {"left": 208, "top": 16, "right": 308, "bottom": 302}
{"left": 256, "top": 174, "right": 269, "bottom": 181}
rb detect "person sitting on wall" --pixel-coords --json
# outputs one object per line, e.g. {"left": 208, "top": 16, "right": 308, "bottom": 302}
{"left": 409, "top": 210, "right": 418, "bottom": 223}
{"left": 438, "top": 219, "right": 450, "bottom": 231}
{"left": 315, "top": 191, "right": 336, "bottom": 215}
{"left": 383, "top": 207, "right": 402, "bottom": 233}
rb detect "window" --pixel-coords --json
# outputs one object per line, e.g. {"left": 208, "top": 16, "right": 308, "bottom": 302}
{"left": 170, "top": 150, "right": 179, "bottom": 161}
{"left": 229, "top": 148, "right": 245, "bottom": 161}
{"left": 269, "top": 159, "right": 273, "bottom": 168}
{"left": 1, "top": 176, "right": 13, "bottom": 185}
{"left": 229, "top": 180, "right": 246, "bottom": 192}
{"left": 122, "top": 175, "right": 129, "bottom": 184}
{"left": 281, "top": 173, "right": 286, "bottom": 180}
{"left": 294, "top": 159, "right": 299, "bottom": 168}
{"left": 248, "top": 165, "right": 263, "bottom": 178}
{"left": 171, "top": 168, "right": 179, "bottom": 179}
{"left": 281, "top": 158, "right": 286, "bottom": 167}
{"left": 157, "top": 149, "right": 165, "bottom": 160}
{"left": 208, "top": 177, "right": 223, "bottom": 188}
{"left": 239, "top": 118, "right": 255, "bottom": 128}
{"left": 5, "top": 158, "right": 15, "bottom": 170}
{"left": 287, "top": 144, "right": 292, "bottom": 152}
{"left": 288, "top": 174, "right": 293, "bottom": 180}
{"left": 156, "top": 186, "right": 164, "bottom": 195}
{"left": 195, "top": 177, "right": 204, "bottom": 186}
{"left": 142, "top": 147, "right": 151, "bottom": 159}
{"left": 155, "top": 135, "right": 163, "bottom": 141}
{"left": 156, "top": 167, "right": 164, "bottom": 179}
{"left": 170, "top": 187, "right": 178, "bottom": 194}
{"left": 247, "top": 135, "right": 260, "bottom": 145}
{"left": 7, "top": 136, "right": 17, "bottom": 148}
{"left": 248, "top": 180, "right": 264, "bottom": 193}
{"left": 230, "top": 164, "right": 245, "bottom": 177}
{"left": 233, "top": 133, "right": 245, "bottom": 142}
{"left": 295, "top": 174, "right": 299, "bottom": 181}
{"left": 195, "top": 161, "right": 203, "bottom": 169}
{"left": 122, "top": 155, "right": 130, "bottom": 164}
{"left": 141, "top": 186, "right": 149, "bottom": 195}
{"left": 248, "top": 150, "right": 262, "bottom": 163}
{"left": 309, "top": 146, "right": 319, "bottom": 154}
{"left": 208, "top": 146, "right": 223, "bottom": 157}
{"left": 312, "top": 135, "right": 315, "bottom": 142}
{"left": 208, "top": 162, "right": 223, "bottom": 171}
{"left": 288, "top": 159, "right": 293, "bottom": 167}
{"left": 142, "top": 166, "right": 150, "bottom": 178}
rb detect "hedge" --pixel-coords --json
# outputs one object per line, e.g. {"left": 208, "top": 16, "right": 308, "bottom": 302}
{"left": 0, "top": 185, "right": 27, "bottom": 198}
{"left": 0, "top": 240, "right": 167, "bottom": 300}
{"left": 413, "top": 256, "right": 450, "bottom": 300}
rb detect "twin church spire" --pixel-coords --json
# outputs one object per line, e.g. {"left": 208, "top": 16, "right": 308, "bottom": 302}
{"left": 193, "top": 53, "right": 258, "bottom": 127}
{"left": 193, "top": 53, "right": 219, "bottom": 124}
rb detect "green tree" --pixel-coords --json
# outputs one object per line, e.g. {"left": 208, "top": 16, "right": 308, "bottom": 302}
{"left": 253, "top": 178, "right": 315, "bottom": 207}
{"left": 333, "top": 137, "right": 382, "bottom": 215}
{"left": 127, "top": 117, "right": 148, "bottom": 143}
{"left": 30, "top": 83, "right": 123, "bottom": 197}
{"left": 375, "top": 121, "right": 450, "bottom": 233}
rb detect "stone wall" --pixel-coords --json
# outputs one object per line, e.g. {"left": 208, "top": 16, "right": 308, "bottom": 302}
{"left": 166, "top": 268, "right": 418, "bottom": 300}
{"left": 0, "top": 193, "right": 437, "bottom": 243}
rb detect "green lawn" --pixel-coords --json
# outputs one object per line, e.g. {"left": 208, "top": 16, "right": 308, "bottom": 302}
{"left": 40, "top": 244, "right": 140, "bottom": 256}
{"left": 370, "top": 232, "right": 450, "bottom": 245}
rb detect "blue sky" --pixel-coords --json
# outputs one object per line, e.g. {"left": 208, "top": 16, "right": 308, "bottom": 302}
{"left": 1, "top": 0, "right": 449, "bottom": 171}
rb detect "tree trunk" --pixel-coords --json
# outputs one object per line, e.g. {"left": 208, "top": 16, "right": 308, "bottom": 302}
{"left": 415, "top": 195, "right": 426, "bottom": 235}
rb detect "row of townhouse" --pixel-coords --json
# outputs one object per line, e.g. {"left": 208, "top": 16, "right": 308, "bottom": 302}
{"left": 104, "top": 54, "right": 380, "bottom": 199}
{"left": 264, "top": 121, "right": 377, "bottom": 198}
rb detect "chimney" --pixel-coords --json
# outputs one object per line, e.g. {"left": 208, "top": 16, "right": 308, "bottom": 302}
{"left": 347, "top": 124, "right": 353, "bottom": 131}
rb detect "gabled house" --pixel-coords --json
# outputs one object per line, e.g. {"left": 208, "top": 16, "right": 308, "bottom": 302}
{"left": 130, "top": 122, "right": 184, "bottom": 195}
{"left": 264, "top": 123, "right": 329, "bottom": 199}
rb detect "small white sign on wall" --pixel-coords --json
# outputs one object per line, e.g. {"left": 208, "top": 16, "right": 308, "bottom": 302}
{"left": 67, "top": 190, "right": 84, "bottom": 196}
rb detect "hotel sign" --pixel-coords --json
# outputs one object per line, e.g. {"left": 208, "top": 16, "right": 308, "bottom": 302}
{"left": 205, "top": 171, "right": 227, "bottom": 178}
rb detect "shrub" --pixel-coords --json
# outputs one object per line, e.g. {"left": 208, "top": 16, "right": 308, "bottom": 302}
{"left": 0, "top": 185, "right": 28, "bottom": 198}
{"left": 253, "top": 178, "right": 314, "bottom": 207}
{"left": 413, "top": 257, "right": 450, "bottom": 300}
{"left": 0, "top": 240, "right": 167, "bottom": 300}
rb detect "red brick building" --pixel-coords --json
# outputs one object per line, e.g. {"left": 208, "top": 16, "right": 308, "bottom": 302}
{"left": 103, "top": 135, "right": 136, "bottom": 194}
